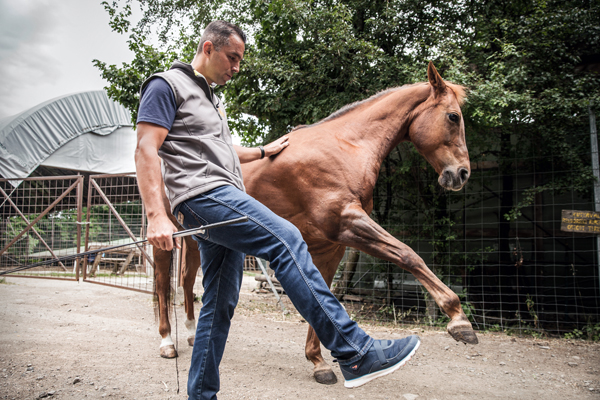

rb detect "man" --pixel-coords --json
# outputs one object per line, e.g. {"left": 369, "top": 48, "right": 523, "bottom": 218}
{"left": 135, "top": 20, "right": 420, "bottom": 400}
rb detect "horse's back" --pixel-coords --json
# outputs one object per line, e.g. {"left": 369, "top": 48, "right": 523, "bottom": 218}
{"left": 242, "top": 126, "right": 370, "bottom": 243}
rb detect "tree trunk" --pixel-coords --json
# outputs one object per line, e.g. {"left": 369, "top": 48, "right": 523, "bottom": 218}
{"left": 333, "top": 248, "right": 360, "bottom": 298}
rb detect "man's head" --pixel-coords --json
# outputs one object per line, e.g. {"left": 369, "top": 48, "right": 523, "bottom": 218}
{"left": 197, "top": 21, "right": 246, "bottom": 53}
{"left": 192, "top": 21, "right": 246, "bottom": 86}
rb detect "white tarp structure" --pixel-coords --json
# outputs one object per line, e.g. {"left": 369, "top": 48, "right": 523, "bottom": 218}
{"left": 0, "top": 91, "right": 135, "bottom": 184}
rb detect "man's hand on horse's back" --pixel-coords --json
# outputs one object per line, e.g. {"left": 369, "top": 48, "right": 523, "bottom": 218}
{"left": 147, "top": 215, "right": 180, "bottom": 251}
{"left": 265, "top": 135, "right": 289, "bottom": 157}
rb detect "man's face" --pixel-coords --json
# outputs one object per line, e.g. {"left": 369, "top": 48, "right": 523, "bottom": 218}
{"left": 204, "top": 34, "right": 245, "bottom": 86}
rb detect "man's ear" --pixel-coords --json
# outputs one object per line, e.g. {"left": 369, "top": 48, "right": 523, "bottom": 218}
{"left": 202, "top": 41, "right": 214, "bottom": 56}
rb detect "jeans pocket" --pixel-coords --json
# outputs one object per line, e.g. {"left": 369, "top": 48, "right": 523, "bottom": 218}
{"left": 181, "top": 202, "right": 210, "bottom": 241}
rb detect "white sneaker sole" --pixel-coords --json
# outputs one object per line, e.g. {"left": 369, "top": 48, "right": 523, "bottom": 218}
{"left": 344, "top": 339, "right": 421, "bottom": 388}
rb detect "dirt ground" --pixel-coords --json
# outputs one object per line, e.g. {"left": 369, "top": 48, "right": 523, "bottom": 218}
{"left": 0, "top": 276, "right": 599, "bottom": 400}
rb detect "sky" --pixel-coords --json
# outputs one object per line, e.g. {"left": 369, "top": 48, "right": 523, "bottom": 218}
{"left": 0, "top": 0, "right": 134, "bottom": 118}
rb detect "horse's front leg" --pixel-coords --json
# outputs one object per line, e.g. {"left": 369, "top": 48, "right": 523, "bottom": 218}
{"left": 181, "top": 235, "right": 201, "bottom": 346}
{"left": 153, "top": 246, "right": 178, "bottom": 358}
{"left": 337, "top": 205, "right": 478, "bottom": 344}
{"left": 304, "top": 244, "right": 346, "bottom": 385}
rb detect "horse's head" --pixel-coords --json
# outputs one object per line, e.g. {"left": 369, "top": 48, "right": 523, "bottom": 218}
{"left": 408, "top": 62, "right": 470, "bottom": 191}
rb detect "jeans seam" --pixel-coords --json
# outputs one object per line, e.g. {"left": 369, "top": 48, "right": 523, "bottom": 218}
{"left": 203, "top": 192, "right": 363, "bottom": 354}
{"left": 194, "top": 252, "right": 224, "bottom": 399}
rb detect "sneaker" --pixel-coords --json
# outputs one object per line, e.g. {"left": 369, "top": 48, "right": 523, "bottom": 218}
{"left": 337, "top": 335, "right": 420, "bottom": 388}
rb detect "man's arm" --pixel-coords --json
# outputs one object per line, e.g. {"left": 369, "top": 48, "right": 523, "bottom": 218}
{"left": 135, "top": 122, "right": 179, "bottom": 251}
{"left": 234, "top": 135, "right": 290, "bottom": 163}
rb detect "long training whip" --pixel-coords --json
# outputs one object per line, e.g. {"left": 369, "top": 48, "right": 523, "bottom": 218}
{"left": 0, "top": 216, "right": 248, "bottom": 276}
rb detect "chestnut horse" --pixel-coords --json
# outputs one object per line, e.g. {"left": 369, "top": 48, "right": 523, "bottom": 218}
{"left": 152, "top": 62, "right": 477, "bottom": 385}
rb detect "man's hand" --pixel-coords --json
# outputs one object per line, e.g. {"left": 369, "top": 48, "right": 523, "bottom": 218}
{"left": 263, "top": 135, "right": 289, "bottom": 157}
{"left": 234, "top": 135, "right": 290, "bottom": 163}
{"left": 147, "top": 214, "right": 180, "bottom": 251}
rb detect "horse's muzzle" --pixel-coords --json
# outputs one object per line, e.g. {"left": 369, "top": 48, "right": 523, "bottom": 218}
{"left": 439, "top": 167, "right": 469, "bottom": 191}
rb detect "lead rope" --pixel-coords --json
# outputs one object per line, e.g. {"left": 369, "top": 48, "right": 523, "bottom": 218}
{"left": 171, "top": 250, "right": 180, "bottom": 394}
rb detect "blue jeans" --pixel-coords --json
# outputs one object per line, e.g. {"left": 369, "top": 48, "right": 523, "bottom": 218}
{"left": 175, "top": 185, "right": 373, "bottom": 400}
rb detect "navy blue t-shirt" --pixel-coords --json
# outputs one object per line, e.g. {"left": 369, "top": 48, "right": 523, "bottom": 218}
{"left": 137, "top": 77, "right": 177, "bottom": 130}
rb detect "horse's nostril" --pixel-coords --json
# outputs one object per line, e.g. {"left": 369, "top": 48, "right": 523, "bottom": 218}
{"left": 458, "top": 168, "right": 469, "bottom": 183}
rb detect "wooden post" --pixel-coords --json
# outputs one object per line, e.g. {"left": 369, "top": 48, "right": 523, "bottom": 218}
{"left": 118, "top": 251, "right": 136, "bottom": 275}
{"left": 333, "top": 248, "right": 360, "bottom": 297}
{"left": 589, "top": 106, "right": 600, "bottom": 294}
{"left": 83, "top": 176, "right": 94, "bottom": 280}
{"left": 89, "top": 253, "right": 102, "bottom": 277}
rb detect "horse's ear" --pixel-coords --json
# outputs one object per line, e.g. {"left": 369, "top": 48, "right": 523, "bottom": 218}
{"left": 427, "top": 61, "right": 446, "bottom": 96}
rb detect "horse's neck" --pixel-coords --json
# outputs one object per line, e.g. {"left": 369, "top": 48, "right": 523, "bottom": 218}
{"left": 333, "top": 84, "right": 430, "bottom": 166}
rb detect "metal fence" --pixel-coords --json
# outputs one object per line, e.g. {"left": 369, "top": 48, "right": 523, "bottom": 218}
{"left": 81, "top": 174, "right": 154, "bottom": 294}
{"left": 0, "top": 176, "right": 84, "bottom": 281}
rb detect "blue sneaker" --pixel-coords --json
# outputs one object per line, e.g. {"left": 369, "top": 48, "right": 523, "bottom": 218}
{"left": 337, "top": 335, "right": 420, "bottom": 388}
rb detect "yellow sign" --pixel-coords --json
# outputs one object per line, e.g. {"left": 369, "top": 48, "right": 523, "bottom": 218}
{"left": 561, "top": 210, "right": 600, "bottom": 234}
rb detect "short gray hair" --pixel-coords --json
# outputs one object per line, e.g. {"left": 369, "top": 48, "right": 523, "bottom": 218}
{"left": 197, "top": 21, "right": 246, "bottom": 53}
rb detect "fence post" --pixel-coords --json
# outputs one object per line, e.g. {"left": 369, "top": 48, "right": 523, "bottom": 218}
{"left": 589, "top": 105, "right": 600, "bottom": 295}
{"left": 75, "top": 175, "right": 83, "bottom": 279}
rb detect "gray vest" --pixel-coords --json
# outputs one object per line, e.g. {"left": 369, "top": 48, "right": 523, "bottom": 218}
{"left": 141, "top": 61, "right": 245, "bottom": 211}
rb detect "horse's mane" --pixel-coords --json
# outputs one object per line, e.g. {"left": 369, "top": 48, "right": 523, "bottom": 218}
{"left": 291, "top": 81, "right": 467, "bottom": 132}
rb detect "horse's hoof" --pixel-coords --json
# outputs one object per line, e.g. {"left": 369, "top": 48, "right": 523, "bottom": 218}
{"left": 160, "top": 345, "right": 178, "bottom": 358}
{"left": 187, "top": 336, "right": 195, "bottom": 347}
{"left": 314, "top": 369, "right": 337, "bottom": 385}
{"left": 447, "top": 319, "right": 479, "bottom": 344}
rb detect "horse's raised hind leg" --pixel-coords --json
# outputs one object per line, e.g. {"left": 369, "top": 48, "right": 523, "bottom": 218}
{"left": 181, "top": 235, "right": 201, "bottom": 347}
{"left": 337, "top": 205, "right": 478, "bottom": 345}
{"left": 154, "top": 246, "right": 178, "bottom": 358}
{"left": 304, "top": 244, "right": 347, "bottom": 385}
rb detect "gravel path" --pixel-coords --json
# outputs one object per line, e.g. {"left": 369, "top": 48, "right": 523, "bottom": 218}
{"left": 1, "top": 277, "right": 599, "bottom": 399}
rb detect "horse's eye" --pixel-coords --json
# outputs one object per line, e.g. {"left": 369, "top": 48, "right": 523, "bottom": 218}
{"left": 448, "top": 113, "right": 459, "bottom": 123}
